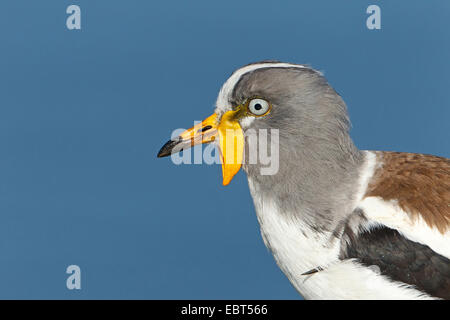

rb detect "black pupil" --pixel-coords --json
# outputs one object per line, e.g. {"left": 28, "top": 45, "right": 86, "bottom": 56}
{"left": 254, "top": 103, "right": 262, "bottom": 111}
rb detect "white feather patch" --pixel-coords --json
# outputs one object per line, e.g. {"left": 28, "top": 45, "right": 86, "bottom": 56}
{"left": 355, "top": 151, "right": 377, "bottom": 202}
{"left": 359, "top": 196, "right": 450, "bottom": 259}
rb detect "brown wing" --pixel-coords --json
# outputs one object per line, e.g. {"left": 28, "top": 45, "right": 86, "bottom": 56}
{"left": 365, "top": 151, "right": 450, "bottom": 234}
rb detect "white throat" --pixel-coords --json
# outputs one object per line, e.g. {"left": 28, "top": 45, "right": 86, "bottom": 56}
{"left": 247, "top": 176, "right": 341, "bottom": 298}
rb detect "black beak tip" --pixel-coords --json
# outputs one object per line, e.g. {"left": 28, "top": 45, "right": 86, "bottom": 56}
{"left": 157, "top": 149, "right": 167, "bottom": 158}
{"left": 157, "top": 138, "right": 180, "bottom": 158}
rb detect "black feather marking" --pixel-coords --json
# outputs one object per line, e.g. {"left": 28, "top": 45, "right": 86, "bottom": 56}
{"left": 340, "top": 225, "right": 450, "bottom": 299}
{"left": 301, "top": 266, "right": 324, "bottom": 276}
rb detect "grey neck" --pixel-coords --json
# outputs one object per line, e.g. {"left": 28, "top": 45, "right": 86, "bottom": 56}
{"left": 243, "top": 132, "right": 365, "bottom": 233}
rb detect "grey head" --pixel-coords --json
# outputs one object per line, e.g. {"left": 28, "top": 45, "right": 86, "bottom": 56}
{"left": 216, "top": 61, "right": 365, "bottom": 231}
{"left": 158, "top": 61, "right": 366, "bottom": 232}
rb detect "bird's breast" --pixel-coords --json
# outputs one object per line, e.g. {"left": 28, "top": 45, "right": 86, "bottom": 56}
{"left": 246, "top": 177, "right": 437, "bottom": 299}
{"left": 247, "top": 177, "right": 342, "bottom": 298}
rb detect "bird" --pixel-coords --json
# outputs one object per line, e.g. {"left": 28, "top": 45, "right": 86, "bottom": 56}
{"left": 157, "top": 61, "right": 450, "bottom": 300}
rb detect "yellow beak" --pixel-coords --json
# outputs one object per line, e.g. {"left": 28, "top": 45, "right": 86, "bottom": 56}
{"left": 157, "top": 110, "right": 244, "bottom": 186}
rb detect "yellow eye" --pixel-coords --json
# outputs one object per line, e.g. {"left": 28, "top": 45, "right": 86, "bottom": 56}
{"left": 247, "top": 98, "right": 270, "bottom": 116}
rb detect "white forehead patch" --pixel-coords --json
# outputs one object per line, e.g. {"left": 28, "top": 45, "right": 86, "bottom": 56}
{"left": 214, "top": 62, "right": 308, "bottom": 114}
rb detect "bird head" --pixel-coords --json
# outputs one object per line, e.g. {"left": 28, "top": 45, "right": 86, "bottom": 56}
{"left": 157, "top": 61, "right": 353, "bottom": 186}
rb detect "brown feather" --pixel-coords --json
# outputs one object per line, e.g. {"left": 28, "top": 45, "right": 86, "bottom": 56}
{"left": 365, "top": 152, "right": 450, "bottom": 233}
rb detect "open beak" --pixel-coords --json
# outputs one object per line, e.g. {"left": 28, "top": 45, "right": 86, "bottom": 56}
{"left": 157, "top": 110, "right": 244, "bottom": 186}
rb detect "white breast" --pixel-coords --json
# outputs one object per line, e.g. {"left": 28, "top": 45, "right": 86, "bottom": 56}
{"left": 247, "top": 177, "right": 435, "bottom": 300}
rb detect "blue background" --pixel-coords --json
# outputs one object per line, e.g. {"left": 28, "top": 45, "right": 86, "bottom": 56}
{"left": 0, "top": 1, "right": 448, "bottom": 299}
